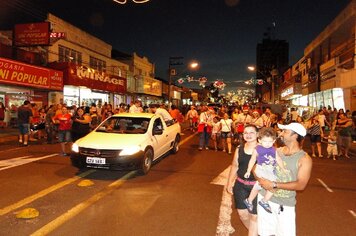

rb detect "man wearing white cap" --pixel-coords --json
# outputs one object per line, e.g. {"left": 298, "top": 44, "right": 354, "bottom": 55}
{"left": 257, "top": 122, "right": 312, "bottom": 236}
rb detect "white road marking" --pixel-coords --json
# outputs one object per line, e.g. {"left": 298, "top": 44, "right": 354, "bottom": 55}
{"left": 211, "top": 166, "right": 231, "bottom": 186}
{"left": 0, "top": 154, "right": 58, "bottom": 171}
{"left": 317, "top": 178, "right": 334, "bottom": 193}
{"left": 349, "top": 210, "right": 356, "bottom": 218}
{"left": 30, "top": 171, "right": 137, "bottom": 236}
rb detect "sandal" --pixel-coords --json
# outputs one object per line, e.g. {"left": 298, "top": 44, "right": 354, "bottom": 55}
{"left": 258, "top": 200, "right": 272, "bottom": 213}
{"left": 243, "top": 199, "right": 253, "bottom": 213}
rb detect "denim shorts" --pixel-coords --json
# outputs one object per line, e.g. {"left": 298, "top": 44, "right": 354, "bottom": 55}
{"left": 18, "top": 123, "right": 30, "bottom": 135}
{"left": 221, "top": 131, "right": 232, "bottom": 139}
{"left": 58, "top": 130, "right": 72, "bottom": 142}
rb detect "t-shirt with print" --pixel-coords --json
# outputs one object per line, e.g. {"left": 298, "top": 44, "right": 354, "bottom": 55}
{"left": 54, "top": 113, "right": 72, "bottom": 130}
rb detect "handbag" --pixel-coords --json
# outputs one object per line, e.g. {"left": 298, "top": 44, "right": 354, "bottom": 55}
{"left": 197, "top": 123, "right": 205, "bottom": 132}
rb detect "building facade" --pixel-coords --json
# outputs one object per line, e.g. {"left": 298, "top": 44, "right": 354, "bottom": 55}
{"left": 289, "top": 0, "right": 356, "bottom": 111}
{"left": 256, "top": 37, "right": 289, "bottom": 103}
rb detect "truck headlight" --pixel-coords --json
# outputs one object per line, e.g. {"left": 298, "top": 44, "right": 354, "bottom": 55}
{"left": 72, "top": 143, "right": 79, "bottom": 153}
{"left": 119, "top": 146, "right": 141, "bottom": 156}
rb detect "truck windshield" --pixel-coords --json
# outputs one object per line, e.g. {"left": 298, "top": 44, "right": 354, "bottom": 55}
{"left": 96, "top": 117, "right": 150, "bottom": 134}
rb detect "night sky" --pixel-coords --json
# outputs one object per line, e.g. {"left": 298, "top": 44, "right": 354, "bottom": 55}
{"left": 0, "top": 0, "right": 351, "bottom": 92}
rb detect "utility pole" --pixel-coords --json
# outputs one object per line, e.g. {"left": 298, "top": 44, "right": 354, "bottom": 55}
{"left": 168, "top": 56, "right": 183, "bottom": 106}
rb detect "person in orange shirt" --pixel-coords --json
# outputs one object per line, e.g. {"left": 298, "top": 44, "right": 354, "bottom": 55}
{"left": 169, "top": 105, "right": 181, "bottom": 122}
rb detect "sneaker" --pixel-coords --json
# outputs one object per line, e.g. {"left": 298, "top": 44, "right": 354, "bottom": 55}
{"left": 312, "top": 154, "right": 316, "bottom": 158}
{"left": 198, "top": 147, "right": 203, "bottom": 151}
{"left": 319, "top": 155, "right": 323, "bottom": 158}
{"left": 223, "top": 149, "right": 226, "bottom": 152}
{"left": 243, "top": 199, "right": 253, "bottom": 213}
{"left": 228, "top": 151, "right": 232, "bottom": 155}
{"left": 333, "top": 157, "right": 336, "bottom": 161}
{"left": 205, "top": 147, "right": 209, "bottom": 150}
{"left": 258, "top": 200, "right": 272, "bottom": 213}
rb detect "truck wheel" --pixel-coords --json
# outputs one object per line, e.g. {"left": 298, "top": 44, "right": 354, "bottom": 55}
{"left": 139, "top": 148, "right": 153, "bottom": 175}
{"left": 171, "top": 135, "right": 180, "bottom": 154}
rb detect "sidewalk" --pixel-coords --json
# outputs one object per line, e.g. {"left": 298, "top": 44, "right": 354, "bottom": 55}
{"left": 0, "top": 127, "right": 19, "bottom": 143}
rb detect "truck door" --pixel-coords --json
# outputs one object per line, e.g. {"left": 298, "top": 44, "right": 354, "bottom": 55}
{"left": 152, "top": 118, "right": 166, "bottom": 159}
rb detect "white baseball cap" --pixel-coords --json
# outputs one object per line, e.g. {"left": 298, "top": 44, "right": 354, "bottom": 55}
{"left": 277, "top": 123, "right": 307, "bottom": 137}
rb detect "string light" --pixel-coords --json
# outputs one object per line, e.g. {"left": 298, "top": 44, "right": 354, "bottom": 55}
{"left": 113, "top": 0, "right": 150, "bottom": 4}
{"left": 244, "top": 78, "right": 264, "bottom": 85}
{"left": 177, "top": 75, "right": 208, "bottom": 88}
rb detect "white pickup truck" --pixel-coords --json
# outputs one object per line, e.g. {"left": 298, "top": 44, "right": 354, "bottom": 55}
{"left": 70, "top": 113, "right": 181, "bottom": 175}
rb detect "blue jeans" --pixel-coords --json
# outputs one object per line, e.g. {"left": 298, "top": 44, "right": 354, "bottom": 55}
{"left": 199, "top": 131, "right": 210, "bottom": 148}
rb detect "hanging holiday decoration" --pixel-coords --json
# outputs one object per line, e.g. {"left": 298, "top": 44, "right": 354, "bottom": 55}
{"left": 245, "top": 78, "right": 265, "bottom": 85}
{"left": 199, "top": 77, "right": 208, "bottom": 87}
{"left": 176, "top": 75, "right": 208, "bottom": 87}
{"left": 213, "top": 80, "right": 226, "bottom": 90}
{"left": 177, "top": 78, "right": 185, "bottom": 84}
{"left": 113, "top": 0, "right": 150, "bottom": 4}
{"left": 186, "top": 76, "right": 194, "bottom": 82}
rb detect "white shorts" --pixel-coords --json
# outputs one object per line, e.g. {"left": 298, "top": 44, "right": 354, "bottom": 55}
{"left": 257, "top": 194, "right": 296, "bottom": 236}
{"left": 327, "top": 144, "right": 338, "bottom": 156}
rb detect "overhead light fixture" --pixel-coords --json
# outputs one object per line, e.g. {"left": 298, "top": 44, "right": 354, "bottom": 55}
{"left": 113, "top": 0, "right": 150, "bottom": 4}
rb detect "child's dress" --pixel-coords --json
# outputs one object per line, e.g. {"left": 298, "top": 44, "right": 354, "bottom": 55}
{"left": 253, "top": 145, "right": 277, "bottom": 190}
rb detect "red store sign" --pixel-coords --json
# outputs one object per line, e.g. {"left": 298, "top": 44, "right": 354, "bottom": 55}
{"left": 14, "top": 22, "right": 50, "bottom": 46}
{"left": 0, "top": 57, "right": 63, "bottom": 90}
{"left": 65, "top": 65, "right": 126, "bottom": 94}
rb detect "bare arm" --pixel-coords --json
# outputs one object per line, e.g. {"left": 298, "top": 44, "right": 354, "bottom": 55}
{"left": 275, "top": 151, "right": 285, "bottom": 170}
{"left": 244, "top": 149, "right": 257, "bottom": 178}
{"left": 226, "top": 148, "right": 240, "bottom": 194}
{"left": 259, "top": 154, "right": 313, "bottom": 191}
{"left": 76, "top": 114, "right": 91, "bottom": 124}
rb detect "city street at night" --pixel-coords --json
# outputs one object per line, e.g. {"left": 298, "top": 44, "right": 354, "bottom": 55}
{"left": 0, "top": 128, "right": 355, "bottom": 235}
{"left": 1, "top": 1, "right": 356, "bottom": 235}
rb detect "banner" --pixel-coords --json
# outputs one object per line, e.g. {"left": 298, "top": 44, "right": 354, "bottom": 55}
{"left": 14, "top": 22, "right": 50, "bottom": 46}
{"left": 0, "top": 57, "right": 63, "bottom": 90}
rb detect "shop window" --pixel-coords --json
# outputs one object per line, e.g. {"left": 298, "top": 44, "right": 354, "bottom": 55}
{"left": 89, "top": 56, "right": 106, "bottom": 72}
{"left": 58, "top": 45, "right": 82, "bottom": 65}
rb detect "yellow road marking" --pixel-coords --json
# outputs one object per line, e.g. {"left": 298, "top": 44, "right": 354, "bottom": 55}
{"left": 180, "top": 132, "right": 196, "bottom": 145}
{"left": 0, "top": 169, "right": 96, "bottom": 216}
{"left": 30, "top": 171, "right": 136, "bottom": 236}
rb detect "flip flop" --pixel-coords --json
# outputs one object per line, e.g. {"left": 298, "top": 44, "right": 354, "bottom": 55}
{"left": 243, "top": 199, "right": 253, "bottom": 213}
{"left": 258, "top": 200, "right": 272, "bottom": 213}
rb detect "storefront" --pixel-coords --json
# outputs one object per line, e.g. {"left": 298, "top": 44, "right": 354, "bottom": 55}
{"left": 290, "top": 88, "right": 345, "bottom": 111}
{"left": 0, "top": 57, "right": 63, "bottom": 109}
{"left": 139, "top": 77, "right": 163, "bottom": 106}
{"left": 49, "top": 62, "right": 126, "bottom": 108}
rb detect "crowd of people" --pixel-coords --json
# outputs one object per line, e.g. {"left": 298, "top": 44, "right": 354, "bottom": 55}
{"left": 12, "top": 100, "right": 186, "bottom": 154}
{"left": 187, "top": 104, "right": 355, "bottom": 160}
{"left": 6, "top": 99, "right": 356, "bottom": 158}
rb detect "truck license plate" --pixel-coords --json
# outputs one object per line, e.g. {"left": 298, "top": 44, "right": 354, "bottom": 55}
{"left": 86, "top": 157, "right": 106, "bottom": 164}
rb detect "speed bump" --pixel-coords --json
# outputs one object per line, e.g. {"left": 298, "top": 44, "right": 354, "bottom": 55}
{"left": 77, "top": 179, "right": 94, "bottom": 187}
{"left": 16, "top": 208, "right": 39, "bottom": 219}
